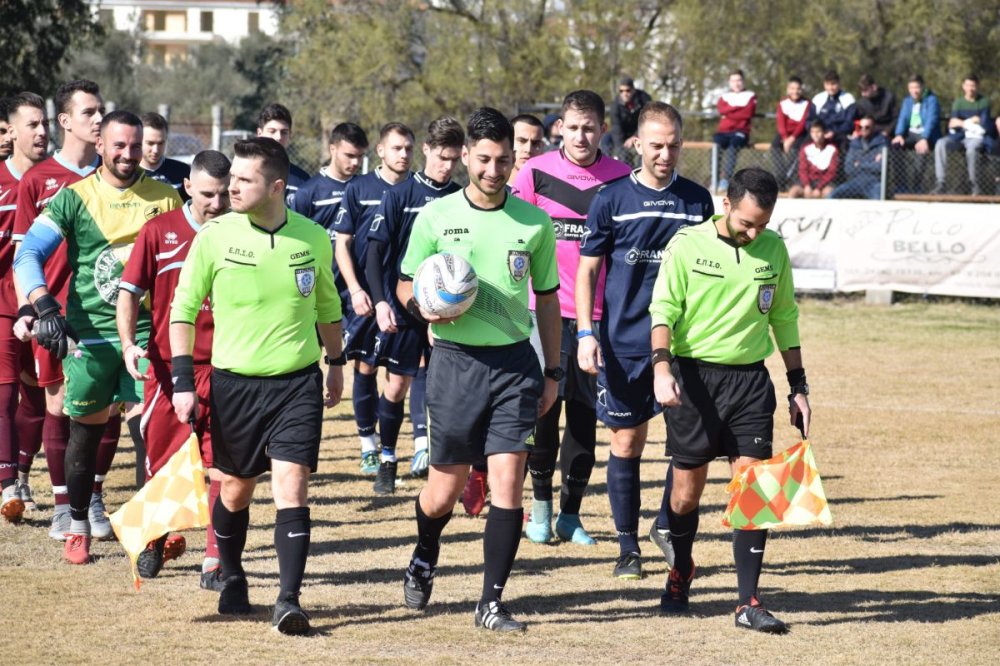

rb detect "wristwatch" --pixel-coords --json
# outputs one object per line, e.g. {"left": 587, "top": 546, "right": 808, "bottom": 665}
{"left": 543, "top": 366, "right": 565, "bottom": 382}
{"left": 324, "top": 354, "right": 347, "bottom": 366}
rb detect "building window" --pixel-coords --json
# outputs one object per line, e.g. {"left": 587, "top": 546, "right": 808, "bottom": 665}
{"left": 145, "top": 10, "right": 166, "bottom": 31}
{"left": 200, "top": 11, "right": 214, "bottom": 32}
{"left": 248, "top": 11, "right": 260, "bottom": 34}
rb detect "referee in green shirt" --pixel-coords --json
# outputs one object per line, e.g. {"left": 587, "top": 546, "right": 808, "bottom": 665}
{"left": 396, "top": 108, "right": 561, "bottom": 632}
{"left": 169, "top": 138, "right": 344, "bottom": 635}
{"left": 649, "top": 167, "right": 812, "bottom": 634}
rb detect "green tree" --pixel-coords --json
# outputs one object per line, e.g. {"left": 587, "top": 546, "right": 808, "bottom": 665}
{"left": 0, "top": 0, "right": 103, "bottom": 97}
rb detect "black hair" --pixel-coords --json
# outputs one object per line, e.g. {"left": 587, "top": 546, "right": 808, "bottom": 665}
{"left": 141, "top": 111, "right": 169, "bottom": 132}
{"left": 234, "top": 136, "right": 290, "bottom": 185}
{"left": 190, "top": 150, "right": 232, "bottom": 179}
{"left": 329, "top": 122, "right": 369, "bottom": 148}
{"left": 257, "top": 103, "right": 293, "bottom": 129}
{"left": 99, "top": 110, "right": 142, "bottom": 133}
{"left": 561, "top": 90, "right": 605, "bottom": 122}
{"left": 465, "top": 107, "right": 513, "bottom": 146}
{"left": 727, "top": 167, "right": 779, "bottom": 211}
{"left": 55, "top": 79, "right": 100, "bottom": 116}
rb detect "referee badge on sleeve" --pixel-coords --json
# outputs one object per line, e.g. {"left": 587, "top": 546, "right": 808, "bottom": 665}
{"left": 757, "top": 284, "right": 776, "bottom": 314}
{"left": 508, "top": 250, "right": 530, "bottom": 281}
{"left": 295, "top": 267, "right": 316, "bottom": 297}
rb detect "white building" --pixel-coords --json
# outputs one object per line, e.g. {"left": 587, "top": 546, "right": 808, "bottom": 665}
{"left": 93, "top": 0, "right": 281, "bottom": 66}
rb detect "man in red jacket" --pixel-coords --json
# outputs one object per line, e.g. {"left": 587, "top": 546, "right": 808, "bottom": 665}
{"left": 770, "top": 76, "right": 815, "bottom": 190}
{"left": 713, "top": 70, "right": 756, "bottom": 192}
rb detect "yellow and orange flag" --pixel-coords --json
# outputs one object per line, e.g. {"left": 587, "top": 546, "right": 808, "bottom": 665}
{"left": 723, "top": 440, "right": 832, "bottom": 530}
{"left": 110, "top": 432, "right": 210, "bottom": 589}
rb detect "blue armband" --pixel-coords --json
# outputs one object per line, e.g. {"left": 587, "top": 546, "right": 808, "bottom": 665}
{"left": 13, "top": 221, "right": 63, "bottom": 295}
{"left": 576, "top": 329, "right": 594, "bottom": 339}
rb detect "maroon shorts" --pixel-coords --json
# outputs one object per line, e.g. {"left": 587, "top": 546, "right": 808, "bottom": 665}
{"left": 0, "top": 317, "right": 18, "bottom": 384}
{"left": 140, "top": 360, "right": 213, "bottom": 478}
{"left": 20, "top": 338, "right": 65, "bottom": 387}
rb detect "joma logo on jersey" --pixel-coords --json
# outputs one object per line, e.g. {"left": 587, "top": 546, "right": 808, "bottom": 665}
{"left": 624, "top": 247, "right": 663, "bottom": 265}
{"left": 443, "top": 228, "right": 468, "bottom": 235}
{"left": 643, "top": 200, "right": 675, "bottom": 207}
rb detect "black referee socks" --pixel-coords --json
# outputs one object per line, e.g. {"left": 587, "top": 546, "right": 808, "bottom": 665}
{"left": 559, "top": 401, "right": 597, "bottom": 515}
{"left": 414, "top": 497, "right": 452, "bottom": 567}
{"left": 481, "top": 505, "right": 524, "bottom": 605}
{"left": 733, "top": 529, "right": 768, "bottom": 604}
{"left": 668, "top": 504, "right": 699, "bottom": 579}
{"left": 212, "top": 498, "right": 249, "bottom": 579}
{"left": 275, "top": 506, "right": 311, "bottom": 601}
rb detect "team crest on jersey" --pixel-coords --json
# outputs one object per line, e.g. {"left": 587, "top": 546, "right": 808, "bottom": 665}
{"left": 94, "top": 243, "right": 135, "bottom": 305}
{"left": 757, "top": 284, "right": 776, "bottom": 314}
{"left": 295, "top": 267, "right": 316, "bottom": 297}
{"left": 144, "top": 205, "right": 163, "bottom": 220}
{"left": 508, "top": 250, "right": 530, "bottom": 281}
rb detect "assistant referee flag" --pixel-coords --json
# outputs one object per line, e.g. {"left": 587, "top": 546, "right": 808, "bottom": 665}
{"left": 110, "top": 432, "right": 210, "bottom": 589}
{"left": 723, "top": 440, "right": 832, "bottom": 530}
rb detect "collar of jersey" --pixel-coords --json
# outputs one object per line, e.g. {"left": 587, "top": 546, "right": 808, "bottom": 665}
{"left": 181, "top": 201, "right": 201, "bottom": 232}
{"left": 248, "top": 214, "right": 288, "bottom": 235}
{"left": 559, "top": 148, "right": 603, "bottom": 169}
{"left": 53, "top": 150, "right": 100, "bottom": 178}
{"left": 415, "top": 171, "right": 452, "bottom": 190}
{"left": 629, "top": 167, "right": 677, "bottom": 191}
{"left": 3, "top": 157, "right": 23, "bottom": 181}
{"left": 95, "top": 168, "right": 144, "bottom": 193}
{"left": 462, "top": 188, "right": 507, "bottom": 212}
{"left": 374, "top": 165, "right": 412, "bottom": 184}
{"left": 319, "top": 166, "right": 350, "bottom": 184}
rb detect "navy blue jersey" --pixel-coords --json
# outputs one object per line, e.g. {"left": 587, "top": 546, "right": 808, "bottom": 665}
{"left": 145, "top": 157, "right": 190, "bottom": 202}
{"left": 284, "top": 162, "right": 311, "bottom": 207}
{"left": 581, "top": 170, "right": 714, "bottom": 356}
{"left": 291, "top": 168, "right": 355, "bottom": 242}
{"left": 367, "top": 171, "right": 461, "bottom": 322}
{"left": 336, "top": 167, "right": 410, "bottom": 291}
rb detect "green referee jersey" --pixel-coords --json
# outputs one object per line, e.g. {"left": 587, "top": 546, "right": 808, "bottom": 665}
{"left": 400, "top": 190, "right": 559, "bottom": 346}
{"left": 649, "top": 217, "right": 799, "bottom": 365}
{"left": 40, "top": 169, "right": 181, "bottom": 342}
{"left": 171, "top": 209, "right": 340, "bottom": 376}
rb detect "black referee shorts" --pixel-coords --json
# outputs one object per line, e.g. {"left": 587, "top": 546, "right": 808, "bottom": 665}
{"left": 210, "top": 364, "right": 324, "bottom": 478}
{"left": 664, "top": 357, "right": 775, "bottom": 469}
{"left": 426, "top": 339, "right": 542, "bottom": 466}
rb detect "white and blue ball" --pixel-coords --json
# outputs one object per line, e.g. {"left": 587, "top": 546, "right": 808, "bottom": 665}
{"left": 412, "top": 252, "right": 478, "bottom": 318}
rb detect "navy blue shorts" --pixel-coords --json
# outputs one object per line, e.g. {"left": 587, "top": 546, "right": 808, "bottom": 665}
{"left": 596, "top": 351, "right": 661, "bottom": 428}
{"left": 374, "top": 325, "right": 428, "bottom": 377}
{"left": 342, "top": 308, "right": 380, "bottom": 364}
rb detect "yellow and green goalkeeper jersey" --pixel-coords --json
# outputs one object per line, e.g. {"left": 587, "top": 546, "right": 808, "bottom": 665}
{"left": 39, "top": 169, "right": 181, "bottom": 342}
{"left": 649, "top": 217, "right": 799, "bottom": 365}
{"left": 400, "top": 190, "right": 559, "bottom": 347}
{"left": 171, "top": 209, "right": 341, "bottom": 376}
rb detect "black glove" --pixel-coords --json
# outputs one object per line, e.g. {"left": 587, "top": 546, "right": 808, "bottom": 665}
{"left": 33, "top": 294, "right": 78, "bottom": 360}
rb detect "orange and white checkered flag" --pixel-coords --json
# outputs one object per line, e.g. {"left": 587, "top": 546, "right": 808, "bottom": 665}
{"left": 110, "top": 432, "right": 210, "bottom": 589}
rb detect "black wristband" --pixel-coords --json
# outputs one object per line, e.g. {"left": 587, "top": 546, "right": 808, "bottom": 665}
{"left": 33, "top": 294, "right": 61, "bottom": 318}
{"left": 786, "top": 367, "right": 806, "bottom": 387}
{"left": 651, "top": 347, "right": 672, "bottom": 366}
{"left": 17, "top": 305, "right": 36, "bottom": 320}
{"left": 405, "top": 297, "right": 429, "bottom": 324}
{"left": 171, "top": 355, "right": 195, "bottom": 392}
{"left": 324, "top": 353, "right": 347, "bottom": 366}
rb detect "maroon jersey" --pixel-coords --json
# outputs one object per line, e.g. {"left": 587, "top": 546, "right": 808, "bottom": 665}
{"left": 13, "top": 153, "right": 99, "bottom": 307}
{"left": 120, "top": 204, "right": 213, "bottom": 364}
{"left": 0, "top": 160, "right": 24, "bottom": 316}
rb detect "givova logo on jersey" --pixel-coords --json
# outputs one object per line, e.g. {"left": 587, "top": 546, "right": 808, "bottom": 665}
{"left": 94, "top": 243, "right": 135, "bottom": 305}
{"left": 625, "top": 247, "right": 663, "bottom": 265}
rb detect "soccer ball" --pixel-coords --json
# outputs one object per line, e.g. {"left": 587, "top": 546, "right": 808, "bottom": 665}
{"left": 412, "top": 252, "right": 478, "bottom": 318}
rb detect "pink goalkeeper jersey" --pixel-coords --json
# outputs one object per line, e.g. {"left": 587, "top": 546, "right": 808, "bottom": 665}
{"left": 511, "top": 150, "right": 631, "bottom": 319}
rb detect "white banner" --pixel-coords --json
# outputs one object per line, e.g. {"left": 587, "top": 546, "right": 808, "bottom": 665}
{"left": 751, "top": 198, "right": 1000, "bottom": 299}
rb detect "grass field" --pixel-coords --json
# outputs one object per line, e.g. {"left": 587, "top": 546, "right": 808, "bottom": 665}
{"left": 2, "top": 298, "right": 998, "bottom": 665}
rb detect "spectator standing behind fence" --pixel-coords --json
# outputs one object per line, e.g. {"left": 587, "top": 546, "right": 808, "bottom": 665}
{"left": 713, "top": 70, "right": 756, "bottom": 192}
{"left": 933, "top": 74, "right": 990, "bottom": 196}
{"left": 812, "top": 71, "right": 855, "bottom": 152}
{"left": 789, "top": 120, "right": 838, "bottom": 199}
{"left": 856, "top": 74, "right": 897, "bottom": 138}
{"left": 607, "top": 76, "right": 651, "bottom": 163}
{"left": 771, "top": 76, "right": 814, "bottom": 190}
{"left": 829, "top": 117, "right": 886, "bottom": 199}
{"left": 891, "top": 74, "right": 941, "bottom": 193}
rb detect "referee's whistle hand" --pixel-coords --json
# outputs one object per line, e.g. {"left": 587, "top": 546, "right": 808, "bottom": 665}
{"left": 172, "top": 392, "right": 198, "bottom": 424}
{"left": 577, "top": 336, "right": 602, "bottom": 375}
{"left": 653, "top": 374, "right": 682, "bottom": 407}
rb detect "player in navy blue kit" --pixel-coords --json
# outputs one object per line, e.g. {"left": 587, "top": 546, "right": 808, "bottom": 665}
{"left": 364, "top": 117, "right": 464, "bottom": 493}
{"left": 256, "top": 103, "right": 311, "bottom": 206}
{"left": 292, "top": 122, "right": 369, "bottom": 240}
{"left": 335, "top": 122, "right": 415, "bottom": 474}
{"left": 140, "top": 112, "right": 191, "bottom": 202}
{"left": 576, "top": 102, "right": 714, "bottom": 580}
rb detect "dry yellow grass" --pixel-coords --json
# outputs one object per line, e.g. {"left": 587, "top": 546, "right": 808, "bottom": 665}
{"left": 2, "top": 298, "right": 998, "bottom": 665}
